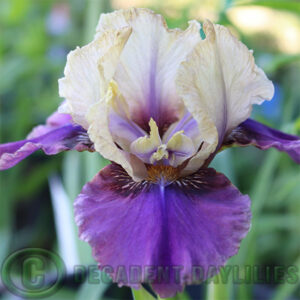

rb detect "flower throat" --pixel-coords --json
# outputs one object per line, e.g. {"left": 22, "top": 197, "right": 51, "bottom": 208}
{"left": 146, "top": 165, "right": 180, "bottom": 184}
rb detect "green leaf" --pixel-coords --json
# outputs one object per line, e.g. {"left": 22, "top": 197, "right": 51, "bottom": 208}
{"left": 271, "top": 255, "right": 300, "bottom": 300}
{"left": 84, "top": 0, "right": 112, "bottom": 44}
{"left": 234, "top": 0, "right": 300, "bottom": 14}
{"left": 206, "top": 281, "right": 230, "bottom": 300}
{"left": 132, "top": 287, "right": 156, "bottom": 300}
{"left": 159, "top": 291, "right": 191, "bottom": 300}
{"left": 263, "top": 54, "right": 300, "bottom": 74}
{"left": 82, "top": 151, "right": 110, "bottom": 182}
{"left": 76, "top": 272, "right": 109, "bottom": 300}
{"left": 63, "top": 152, "right": 83, "bottom": 200}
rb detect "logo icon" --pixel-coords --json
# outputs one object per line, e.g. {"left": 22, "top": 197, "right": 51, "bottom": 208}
{"left": 1, "top": 248, "right": 66, "bottom": 298}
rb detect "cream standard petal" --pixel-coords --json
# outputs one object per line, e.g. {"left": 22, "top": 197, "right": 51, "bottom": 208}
{"left": 87, "top": 83, "right": 147, "bottom": 181}
{"left": 96, "top": 8, "right": 201, "bottom": 124}
{"left": 58, "top": 27, "right": 131, "bottom": 129}
{"left": 176, "top": 20, "right": 274, "bottom": 142}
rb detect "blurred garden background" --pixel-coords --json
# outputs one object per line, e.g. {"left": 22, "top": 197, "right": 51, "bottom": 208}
{"left": 0, "top": 0, "right": 300, "bottom": 299}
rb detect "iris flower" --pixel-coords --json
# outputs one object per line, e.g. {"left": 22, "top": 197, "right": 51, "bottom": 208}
{"left": 1, "top": 8, "right": 300, "bottom": 298}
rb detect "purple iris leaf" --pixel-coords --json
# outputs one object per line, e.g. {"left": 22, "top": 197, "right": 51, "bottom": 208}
{"left": 74, "top": 163, "right": 251, "bottom": 298}
{"left": 0, "top": 112, "right": 93, "bottom": 170}
{"left": 223, "top": 118, "right": 300, "bottom": 163}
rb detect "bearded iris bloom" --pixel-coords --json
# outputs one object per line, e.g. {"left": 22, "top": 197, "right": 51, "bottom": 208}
{"left": 1, "top": 8, "right": 300, "bottom": 298}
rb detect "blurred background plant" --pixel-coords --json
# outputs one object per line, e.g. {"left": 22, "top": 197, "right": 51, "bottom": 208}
{"left": 0, "top": 0, "right": 299, "bottom": 299}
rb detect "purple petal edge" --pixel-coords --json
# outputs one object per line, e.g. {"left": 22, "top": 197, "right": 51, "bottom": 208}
{"left": 74, "top": 163, "right": 251, "bottom": 298}
{"left": 26, "top": 111, "right": 73, "bottom": 139}
{"left": 224, "top": 119, "right": 300, "bottom": 163}
{"left": 0, "top": 112, "right": 93, "bottom": 170}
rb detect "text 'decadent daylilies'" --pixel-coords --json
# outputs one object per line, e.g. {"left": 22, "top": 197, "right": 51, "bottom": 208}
{"left": 1, "top": 8, "right": 300, "bottom": 298}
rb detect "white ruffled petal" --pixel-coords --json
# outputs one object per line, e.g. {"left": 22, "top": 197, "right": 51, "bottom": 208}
{"left": 59, "top": 27, "right": 131, "bottom": 129}
{"left": 96, "top": 8, "right": 202, "bottom": 128}
{"left": 87, "top": 82, "right": 147, "bottom": 181}
{"left": 176, "top": 20, "right": 274, "bottom": 174}
{"left": 177, "top": 20, "right": 274, "bottom": 140}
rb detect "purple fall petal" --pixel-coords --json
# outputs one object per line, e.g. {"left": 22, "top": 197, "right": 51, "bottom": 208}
{"left": 224, "top": 119, "right": 300, "bottom": 163}
{"left": 26, "top": 111, "right": 73, "bottom": 139}
{"left": 0, "top": 112, "right": 93, "bottom": 170}
{"left": 74, "top": 163, "right": 251, "bottom": 298}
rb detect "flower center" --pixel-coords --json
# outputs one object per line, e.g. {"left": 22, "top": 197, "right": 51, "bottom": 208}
{"left": 146, "top": 165, "right": 180, "bottom": 184}
{"left": 130, "top": 118, "right": 197, "bottom": 168}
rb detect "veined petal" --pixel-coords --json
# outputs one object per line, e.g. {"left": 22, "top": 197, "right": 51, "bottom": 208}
{"left": 26, "top": 110, "right": 72, "bottom": 139}
{"left": 108, "top": 112, "right": 146, "bottom": 152}
{"left": 58, "top": 27, "right": 131, "bottom": 129}
{"left": 87, "top": 83, "right": 147, "bottom": 181}
{"left": 179, "top": 114, "right": 218, "bottom": 176}
{"left": 74, "top": 163, "right": 251, "bottom": 298}
{"left": 166, "top": 131, "right": 197, "bottom": 167}
{"left": 163, "top": 111, "right": 200, "bottom": 145}
{"left": 223, "top": 119, "right": 300, "bottom": 163}
{"left": 162, "top": 111, "right": 204, "bottom": 168}
{"left": 0, "top": 112, "right": 93, "bottom": 170}
{"left": 107, "top": 81, "right": 147, "bottom": 152}
{"left": 176, "top": 20, "right": 274, "bottom": 173}
{"left": 96, "top": 8, "right": 201, "bottom": 131}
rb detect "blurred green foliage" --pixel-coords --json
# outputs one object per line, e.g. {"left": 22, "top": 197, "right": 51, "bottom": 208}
{"left": 0, "top": 0, "right": 300, "bottom": 299}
